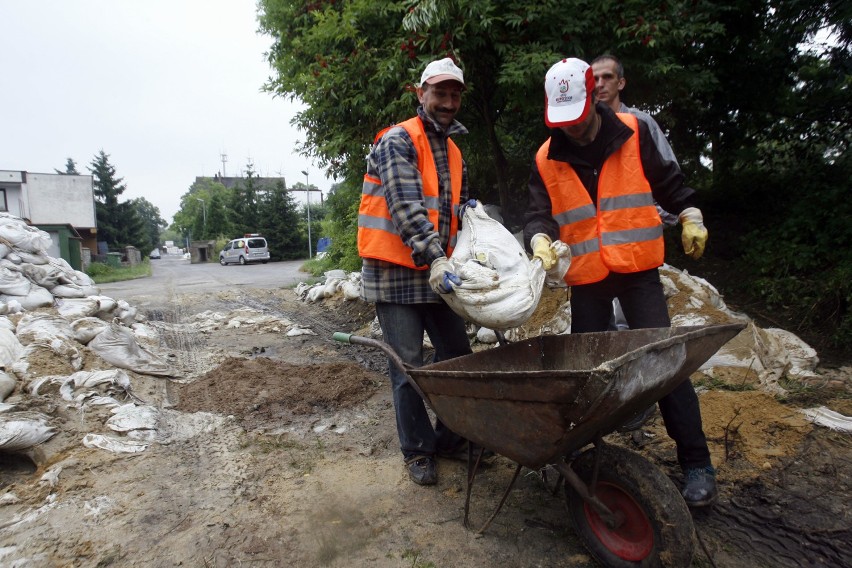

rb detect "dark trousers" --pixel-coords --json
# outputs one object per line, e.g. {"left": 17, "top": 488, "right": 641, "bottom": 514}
{"left": 571, "top": 269, "right": 712, "bottom": 470}
{"left": 375, "top": 301, "right": 471, "bottom": 460}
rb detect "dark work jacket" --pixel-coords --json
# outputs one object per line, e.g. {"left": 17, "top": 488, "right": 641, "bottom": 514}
{"left": 523, "top": 102, "right": 696, "bottom": 249}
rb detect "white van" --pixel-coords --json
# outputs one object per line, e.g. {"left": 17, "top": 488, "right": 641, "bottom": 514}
{"left": 219, "top": 235, "right": 270, "bottom": 265}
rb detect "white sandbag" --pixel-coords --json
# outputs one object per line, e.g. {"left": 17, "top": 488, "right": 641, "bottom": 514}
{"left": 1, "top": 287, "right": 55, "bottom": 311}
{"left": 106, "top": 404, "right": 159, "bottom": 433}
{"left": 92, "top": 295, "right": 117, "bottom": 316}
{"left": 13, "top": 250, "right": 49, "bottom": 265}
{"left": 16, "top": 313, "right": 75, "bottom": 345}
{"left": 0, "top": 316, "right": 14, "bottom": 331}
{"left": 0, "top": 266, "right": 32, "bottom": 296}
{"left": 0, "top": 412, "right": 56, "bottom": 451}
{"left": 443, "top": 202, "right": 568, "bottom": 330}
{"left": 19, "top": 263, "right": 63, "bottom": 289}
{"left": 0, "top": 370, "right": 16, "bottom": 401}
{"left": 306, "top": 284, "right": 325, "bottom": 303}
{"left": 73, "top": 270, "right": 97, "bottom": 288}
{"left": 1, "top": 299, "right": 22, "bottom": 314}
{"left": 56, "top": 297, "right": 101, "bottom": 320}
{"left": 0, "top": 215, "right": 52, "bottom": 253}
{"left": 341, "top": 279, "right": 361, "bottom": 300}
{"left": 87, "top": 322, "right": 176, "bottom": 377}
{"left": 0, "top": 328, "right": 23, "bottom": 367}
{"left": 82, "top": 433, "right": 149, "bottom": 453}
{"left": 50, "top": 284, "right": 87, "bottom": 299}
{"left": 114, "top": 300, "right": 138, "bottom": 325}
{"left": 58, "top": 369, "right": 135, "bottom": 404}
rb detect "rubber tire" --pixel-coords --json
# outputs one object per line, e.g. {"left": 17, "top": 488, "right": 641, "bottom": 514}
{"left": 261, "top": 261, "right": 268, "bottom": 264}
{"left": 219, "top": 257, "right": 226, "bottom": 266}
{"left": 239, "top": 256, "right": 246, "bottom": 265}
{"left": 565, "top": 444, "right": 695, "bottom": 568}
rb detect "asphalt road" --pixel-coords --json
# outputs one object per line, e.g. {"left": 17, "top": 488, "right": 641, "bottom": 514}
{"left": 98, "top": 254, "right": 312, "bottom": 300}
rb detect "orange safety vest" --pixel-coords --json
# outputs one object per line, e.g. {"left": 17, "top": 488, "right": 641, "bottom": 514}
{"left": 535, "top": 113, "right": 664, "bottom": 286}
{"left": 358, "top": 116, "right": 462, "bottom": 269}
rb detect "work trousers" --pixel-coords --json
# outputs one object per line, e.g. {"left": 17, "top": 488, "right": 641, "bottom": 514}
{"left": 375, "top": 301, "right": 472, "bottom": 460}
{"left": 570, "top": 268, "right": 712, "bottom": 471}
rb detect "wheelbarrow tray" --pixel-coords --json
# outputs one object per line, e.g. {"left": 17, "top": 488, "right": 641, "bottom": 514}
{"left": 408, "top": 323, "right": 744, "bottom": 469}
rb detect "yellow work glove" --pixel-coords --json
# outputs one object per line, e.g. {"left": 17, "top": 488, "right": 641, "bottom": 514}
{"left": 679, "top": 207, "right": 708, "bottom": 260}
{"left": 429, "top": 256, "right": 461, "bottom": 294}
{"left": 531, "top": 233, "right": 557, "bottom": 270}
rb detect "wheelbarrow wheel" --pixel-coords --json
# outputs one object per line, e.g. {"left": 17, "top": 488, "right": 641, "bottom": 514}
{"left": 565, "top": 444, "right": 695, "bottom": 568}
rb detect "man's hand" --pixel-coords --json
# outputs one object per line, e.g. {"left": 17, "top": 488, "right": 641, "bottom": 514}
{"left": 679, "top": 207, "right": 708, "bottom": 260}
{"left": 531, "top": 233, "right": 557, "bottom": 270}
{"left": 429, "top": 257, "right": 461, "bottom": 294}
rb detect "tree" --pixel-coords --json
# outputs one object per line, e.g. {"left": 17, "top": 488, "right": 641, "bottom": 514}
{"left": 130, "top": 197, "right": 167, "bottom": 252}
{"left": 172, "top": 177, "right": 232, "bottom": 242}
{"left": 89, "top": 150, "right": 146, "bottom": 250}
{"left": 55, "top": 157, "right": 79, "bottom": 175}
{"left": 258, "top": 180, "right": 304, "bottom": 260}
{"left": 258, "top": 0, "right": 851, "bottom": 349}
{"left": 257, "top": 0, "right": 723, "bottom": 224}
{"left": 228, "top": 162, "right": 261, "bottom": 236}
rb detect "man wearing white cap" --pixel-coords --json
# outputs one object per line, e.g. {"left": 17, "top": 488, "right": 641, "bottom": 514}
{"left": 523, "top": 57, "right": 716, "bottom": 507}
{"left": 358, "top": 57, "right": 474, "bottom": 486}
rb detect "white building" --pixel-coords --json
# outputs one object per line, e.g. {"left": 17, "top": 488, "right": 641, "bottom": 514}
{"left": 0, "top": 169, "right": 97, "bottom": 270}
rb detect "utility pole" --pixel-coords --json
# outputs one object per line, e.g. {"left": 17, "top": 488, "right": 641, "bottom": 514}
{"left": 301, "top": 170, "right": 312, "bottom": 259}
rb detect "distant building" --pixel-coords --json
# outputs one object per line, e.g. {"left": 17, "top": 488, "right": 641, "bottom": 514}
{"left": 0, "top": 170, "right": 97, "bottom": 270}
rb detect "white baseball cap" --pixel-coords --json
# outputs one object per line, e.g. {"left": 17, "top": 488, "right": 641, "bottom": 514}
{"left": 544, "top": 58, "right": 595, "bottom": 127}
{"left": 418, "top": 57, "right": 465, "bottom": 88}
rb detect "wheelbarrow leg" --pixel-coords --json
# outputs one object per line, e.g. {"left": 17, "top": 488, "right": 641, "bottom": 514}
{"left": 552, "top": 441, "right": 626, "bottom": 529}
{"left": 463, "top": 447, "right": 523, "bottom": 535}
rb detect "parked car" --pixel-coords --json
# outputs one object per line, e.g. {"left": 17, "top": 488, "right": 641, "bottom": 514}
{"left": 150, "top": 248, "right": 161, "bottom": 260}
{"left": 219, "top": 235, "right": 270, "bottom": 265}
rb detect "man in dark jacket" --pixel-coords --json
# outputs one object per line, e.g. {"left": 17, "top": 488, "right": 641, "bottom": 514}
{"left": 524, "top": 57, "right": 716, "bottom": 507}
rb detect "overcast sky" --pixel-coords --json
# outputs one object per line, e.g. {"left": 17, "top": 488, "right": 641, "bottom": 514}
{"left": 1, "top": 0, "right": 328, "bottom": 224}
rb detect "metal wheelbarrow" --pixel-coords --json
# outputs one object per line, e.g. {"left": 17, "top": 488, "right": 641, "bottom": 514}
{"left": 334, "top": 323, "right": 745, "bottom": 567}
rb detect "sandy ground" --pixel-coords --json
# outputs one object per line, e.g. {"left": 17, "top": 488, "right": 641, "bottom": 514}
{"left": 1, "top": 285, "right": 851, "bottom": 568}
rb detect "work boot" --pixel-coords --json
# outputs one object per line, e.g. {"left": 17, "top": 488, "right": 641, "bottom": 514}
{"left": 437, "top": 442, "right": 495, "bottom": 464}
{"left": 405, "top": 456, "right": 437, "bottom": 486}
{"left": 682, "top": 465, "right": 718, "bottom": 507}
{"left": 618, "top": 405, "right": 656, "bottom": 432}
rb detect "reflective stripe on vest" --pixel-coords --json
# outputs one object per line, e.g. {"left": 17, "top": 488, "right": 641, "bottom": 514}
{"left": 535, "top": 113, "right": 664, "bottom": 286}
{"left": 357, "top": 116, "right": 462, "bottom": 269}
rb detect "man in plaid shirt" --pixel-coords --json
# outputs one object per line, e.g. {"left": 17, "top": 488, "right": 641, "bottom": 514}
{"left": 358, "top": 57, "right": 473, "bottom": 486}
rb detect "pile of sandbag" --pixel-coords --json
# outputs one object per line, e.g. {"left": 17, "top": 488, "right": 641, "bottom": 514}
{"left": 0, "top": 213, "right": 177, "bottom": 454}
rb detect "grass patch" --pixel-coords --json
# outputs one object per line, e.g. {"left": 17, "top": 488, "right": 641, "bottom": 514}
{"left": 401, "top": 550, "right": 436, "bottom": 568}
{"left": 694, "top": 374, "right": 756, "bottom": 392}
{"left": 86, "top": 261, "right": 152, "bottom": 283}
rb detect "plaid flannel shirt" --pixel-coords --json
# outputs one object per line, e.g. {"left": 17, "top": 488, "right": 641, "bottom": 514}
{"left": 360, "top": 106, "right": 469, "bottom": 304}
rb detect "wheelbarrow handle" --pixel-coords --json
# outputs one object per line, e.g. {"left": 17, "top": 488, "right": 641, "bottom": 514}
{"left": 332, "top": 332, "right": 430, "bottom": 404}
{"left": 333, "top": 332, "right": 410, "bottom": 377}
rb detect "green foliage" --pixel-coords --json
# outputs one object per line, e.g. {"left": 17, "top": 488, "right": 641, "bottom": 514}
{"left": 85, "top": 260, "right": 152, "bottom": 284}
{"left": 129, "top": 197, "right": 167, "bottom": 252}
{"left": 55, "top": 157, "right": 79, "bottom": 175}
{"left": 257, "top": 0, "right": 850, "bottom": 357}
{"left": 89, "top": 150, "right": 149, "bottom": 251}
{"left": 258, "top": 179, "right": 305, "bottom": 260}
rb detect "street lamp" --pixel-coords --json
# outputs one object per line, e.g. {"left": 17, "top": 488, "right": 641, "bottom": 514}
{"left": 196, "top": 197, "right": 206, "bottom": 238}
{"left": 301, "top": 169, "right": 312, "bottom": 259}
